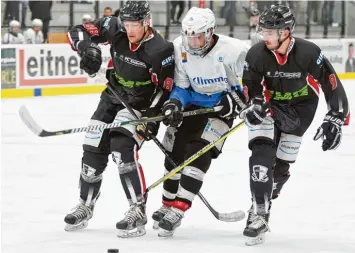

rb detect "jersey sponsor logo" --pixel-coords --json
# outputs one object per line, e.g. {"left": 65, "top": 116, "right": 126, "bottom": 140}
{"left": 218, "top": 56, "right": 223, "bottom": 62}
{"left": 192, "top": 76, "right": 228, "bottom": 85}
{"left": 316, "top": 51, "right": 324, "bottom": 65}
{"left": 329, "top": 74, "right": 337, "bottom": 90}
{"left": 117, "top": 54, "right": 147, "bottom": 68}
{"left": 269, "top": 85, "right": 308, "bottom": 101}
{"left": 204, "top": 121, "right": 223, "bottom": 138}
{"left": 162, "top": 55, "right": 174, "bottom": 66}
{"left": 266, "top": 71, "right": 301, "bottom": 79}
{"left": 279, "top": 141, "right": 301, "bottom": 155}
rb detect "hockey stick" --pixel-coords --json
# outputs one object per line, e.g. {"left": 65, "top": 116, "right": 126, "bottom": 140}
{"left": 106, "top": 82, "right": 245, "bottom": 222}
{"left": 18, "top": 105, "right": 217, "bottom": 137}
{"left": 144, "top": 103, "right": 270, "bottom": 216}
{"left": 145, "top": 119, "right": 246, "bottom": 194}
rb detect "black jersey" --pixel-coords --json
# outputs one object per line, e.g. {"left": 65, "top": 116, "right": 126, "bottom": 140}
{"left": 242, "top": 37, "right": 350, "bottom": 129}
{"left": 67, "top": 16, "right": 174, "bottom": 110}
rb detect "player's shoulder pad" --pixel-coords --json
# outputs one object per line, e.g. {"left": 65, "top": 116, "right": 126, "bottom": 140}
{"left": 216, "top": 34, "right": 250, "bottom": 51}
{"left": 96, "top": 16, "right": 122, "bottom": 34}
{"left": 215, "top": 34, "right": 250, "bottom": 63}
{"left": 294, "top": 37, "right": 322, "bottom": 59}
{"left": 173, "top": 36, "right": 183, "bottom": 49}
{"left": 145, "top": 29, "right": 174, "bottom": 65}
{"left": 245, "top": 41, "right": 265, "bottom": 60}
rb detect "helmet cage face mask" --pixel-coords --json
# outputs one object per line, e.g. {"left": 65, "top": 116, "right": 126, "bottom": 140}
{"left": 181, "top": 28, "right": 214, "bottom": 56}
{"left": 181, "top": 7, "right": 216, "bottom": 56}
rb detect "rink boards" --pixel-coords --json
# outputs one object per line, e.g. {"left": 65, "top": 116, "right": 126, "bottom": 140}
{"left": 2, "top": 39, "right": 355, "bottom": 99}
{"left": 2, "top": 73, "right": 355, "bottom": 99}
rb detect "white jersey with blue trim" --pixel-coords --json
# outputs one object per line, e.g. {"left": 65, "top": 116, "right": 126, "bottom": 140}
{"left": 173, "top": 34, "right": 249, "bottom": 95}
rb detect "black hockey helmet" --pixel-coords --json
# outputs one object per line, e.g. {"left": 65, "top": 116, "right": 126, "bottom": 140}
{"left": 258, "top": 4, "right": 295, "bottom": 32}
{"left": 120, "top": 0, "right": 151, "bottom": 22}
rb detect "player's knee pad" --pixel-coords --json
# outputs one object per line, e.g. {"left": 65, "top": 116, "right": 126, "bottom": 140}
{"left": 83, "top": 119, "right": 111, "bottom": 153}
{"left": 186, "top": 141, "right": 212, "bottom": 173}
{"left": 201, "top": 118, "right": 230, "bottom": 153}
{"left": 110, "top": 108, "right": 145, "bottom": 148}
{"left": 248, "top": 116, "right": 275, "bottom": 150}
{"left": 276, "top": 133, "right": 303, "bottom": 162}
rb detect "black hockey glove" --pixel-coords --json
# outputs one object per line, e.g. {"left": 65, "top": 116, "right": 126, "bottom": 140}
{"left": 314, "top": 110, "right": 344, "bottom": 151}
{"left": 136, "top": 107, "right": 160, "bottom": 141}
{"left": 78, "top": 42, "right": 102, "bottom": 76}
{"left": 218, "top": 90, "right": 246, "bottom": 118}
{"left": 162, "top": 99, "right": 183, "bottom": 127}
{"left": 239, "top": 96, "right": 267, "bottom": 125}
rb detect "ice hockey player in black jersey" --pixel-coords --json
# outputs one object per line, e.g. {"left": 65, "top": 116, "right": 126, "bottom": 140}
{"left": 240, "top": 4, "right": 350, "bottom": 246}
{"left": 64, "top": 0, "right": 174, "bottom": 238}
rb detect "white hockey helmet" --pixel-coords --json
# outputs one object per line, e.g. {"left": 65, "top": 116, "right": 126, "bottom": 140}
{"left": 9, "top": 20, "right": 21, "bottom": 28}
{"left": 9, "top": 20, "right": 21, "bottom": 33}
{"left": 82, "top": 14, "right": 92, "bottom": 23}
{"left": 181, "top": 7, "right": 216, "bottom": 56}
{"left": 32, "top": 19, "right": 43, "bottom": 27}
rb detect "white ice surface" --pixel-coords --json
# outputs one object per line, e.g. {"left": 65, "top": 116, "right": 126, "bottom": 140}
{"left": 1, "top": 81, "right": 355, "bottom": 253}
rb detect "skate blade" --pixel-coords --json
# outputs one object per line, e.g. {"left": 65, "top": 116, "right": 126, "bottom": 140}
{"left": 64, "top": 221, "right": 88, "bottom": 232}
{"left": 152, "top": 221, "right": 159, "bottom": 230}
{"left": 117, "top": 226, "right": 146, "bottom": 238}
{"left": 245, "top": 233, "right": 266, "bottom": 246}
{"left": 158, "top": 228, "right": 174, "bottom": 238}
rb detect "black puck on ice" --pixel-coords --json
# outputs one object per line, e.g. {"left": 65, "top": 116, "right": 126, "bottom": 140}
{"left": 107, "top": 249, "right": 119, "bottom": 253}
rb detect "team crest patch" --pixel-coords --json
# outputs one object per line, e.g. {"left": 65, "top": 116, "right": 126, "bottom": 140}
{"left": 182, "top": 52, "right": 187, "bottom": 63}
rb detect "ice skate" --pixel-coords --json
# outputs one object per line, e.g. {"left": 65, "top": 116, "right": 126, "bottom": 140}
{"left": 64, "top": 203, "right": 94, "bottom": 231}
{"left": 152, "top": 204, "right": 171, "bottom": 230}
{"left": 243, "top": 213, "right": 270, "bottom": 246}
{"left": 246, "top": 205, "right": 257, "bottom": 226}
{"left": 158, "top": 207, "right": 184, "bottom": 238}
{"left": 116, "top": 202, "right": 147, "bottom": 238}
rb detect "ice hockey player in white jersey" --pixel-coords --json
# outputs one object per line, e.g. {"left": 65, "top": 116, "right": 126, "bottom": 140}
{"left": 2, "top": 20, "right": 25, "bottom": 44}
{"left": 151, "top": 7, "right": 249, "bottom": 237}
{"left": 24, "top": 19, "right": 44, "bottom": 44}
